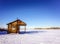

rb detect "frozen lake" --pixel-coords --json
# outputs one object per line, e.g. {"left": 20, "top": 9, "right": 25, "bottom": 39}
{"left": 0, "top": 29, "right": 60, "bottom": 44}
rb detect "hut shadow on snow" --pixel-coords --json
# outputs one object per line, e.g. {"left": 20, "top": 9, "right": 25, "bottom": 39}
{"left": 19, "top": 31, "right": 45, "bottom": 34}
{"left": 0, "top": 30, "right": 46, "bottom": 35}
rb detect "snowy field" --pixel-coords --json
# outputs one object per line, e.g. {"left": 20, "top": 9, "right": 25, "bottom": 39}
{"left": 0, "top": 29, "right": 60, "bottom": 44}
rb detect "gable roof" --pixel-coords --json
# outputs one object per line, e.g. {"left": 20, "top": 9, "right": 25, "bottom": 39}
{"left": 7, "top": 19, "right": 27, "bottom": 26}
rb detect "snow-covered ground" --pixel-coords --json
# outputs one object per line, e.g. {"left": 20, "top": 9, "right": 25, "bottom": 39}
{"left": 0, "top": 29, "right": 60, "bottom": 44}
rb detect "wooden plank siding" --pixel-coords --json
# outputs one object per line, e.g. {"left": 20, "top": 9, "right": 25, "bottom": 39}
{"left": 7, "top": 19, "right": 27, "bottom": 33}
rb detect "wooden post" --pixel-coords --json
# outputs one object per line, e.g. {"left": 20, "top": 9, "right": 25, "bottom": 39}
{"left": 25, "top": 26, "right": 26, "bottom": 32}
{"left": 19, "top": 26, "right": 20, "bottom": 33}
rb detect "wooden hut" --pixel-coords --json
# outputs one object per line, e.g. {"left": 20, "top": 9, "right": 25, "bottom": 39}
{"left": 7, "top": 19, "right": 27, "bottom": 33}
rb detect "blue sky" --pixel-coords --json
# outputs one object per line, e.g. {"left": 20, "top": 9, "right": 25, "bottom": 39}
{"left": 0, "top": 0, "right": 60, "bottom": 28}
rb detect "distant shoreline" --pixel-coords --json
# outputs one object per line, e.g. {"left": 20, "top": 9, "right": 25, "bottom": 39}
{"left": 34, "top": 27, "right": 60, "bottom": 30}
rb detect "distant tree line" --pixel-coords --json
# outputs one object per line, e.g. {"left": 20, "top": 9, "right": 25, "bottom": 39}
{"left": 34, "top": 27, "right": 60, "bottom": 29}
{"left": 0, "top": 28, "right": 7, "bottom": 31}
